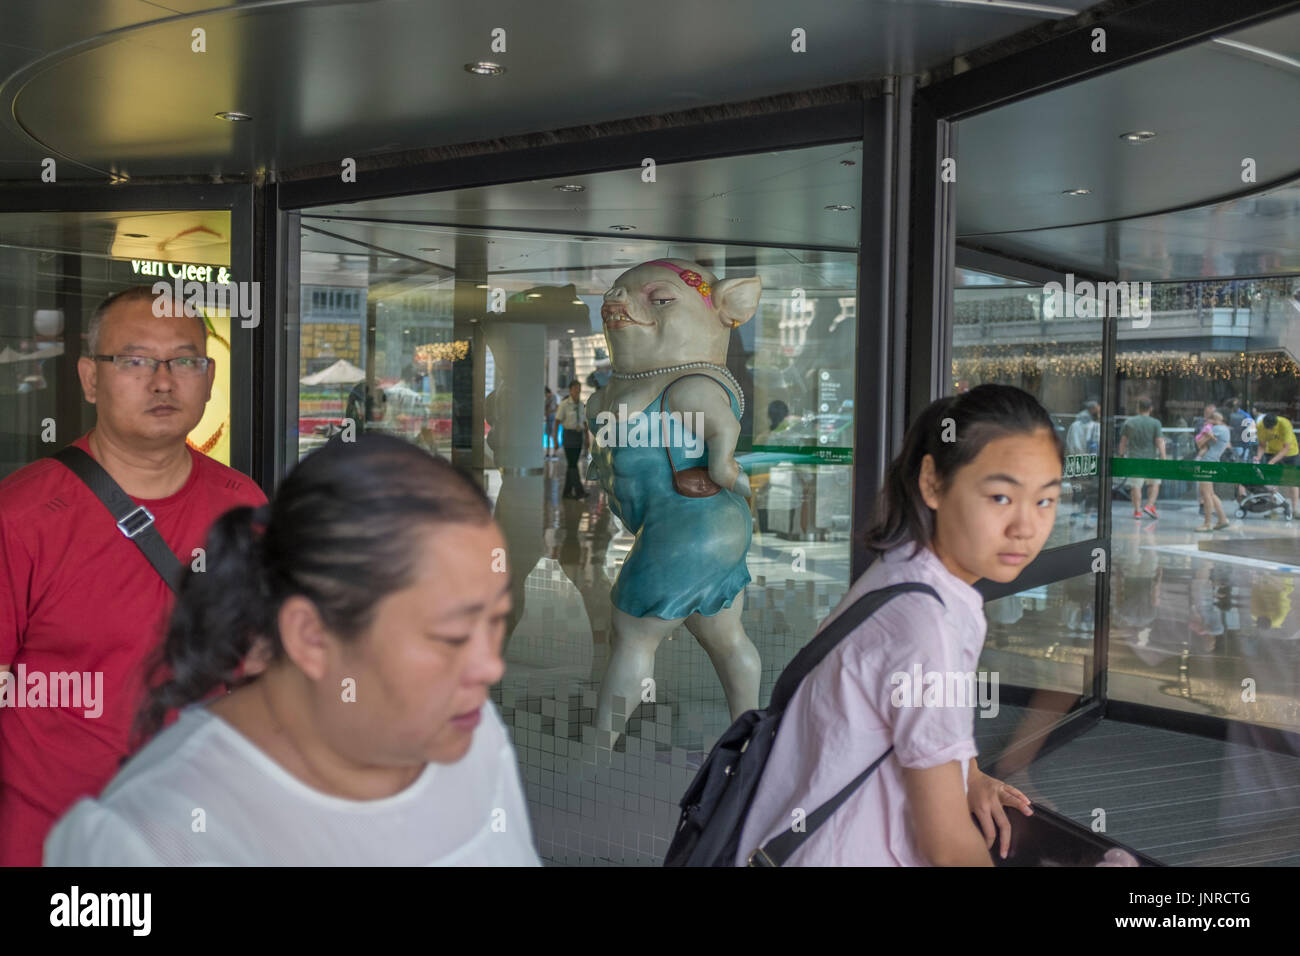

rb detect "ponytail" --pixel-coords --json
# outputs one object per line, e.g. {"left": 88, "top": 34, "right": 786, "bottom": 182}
{"left": 860, "top": 396, "right": 957, "bottom": 559}
{"left": 134, "top": 505, "right": 273, "bottom": 744}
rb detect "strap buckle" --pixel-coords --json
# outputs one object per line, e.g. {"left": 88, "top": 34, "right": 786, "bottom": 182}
{"left": 747, "top": 847, "right": 776, "bottom": 868}
{"left": 117, "top": 505, "right": 156, "bottom": 539}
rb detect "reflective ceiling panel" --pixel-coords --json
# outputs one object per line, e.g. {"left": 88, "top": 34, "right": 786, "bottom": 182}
{"left": 304, "top": 143, "right": 865, "bottom": 250}
{"left": 955, "top": 10, "right": 1300, "bottom": 281}
{"left": 1, "top": 0, "right": 1076, "bottom": 181}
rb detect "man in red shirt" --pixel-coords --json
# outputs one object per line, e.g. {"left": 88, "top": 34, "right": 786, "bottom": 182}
{"left": 0, "top": 285, "right": 267, "bottom": 866}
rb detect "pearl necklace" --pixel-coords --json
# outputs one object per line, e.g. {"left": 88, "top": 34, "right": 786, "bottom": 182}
{"left": 611, "top": 362, "right": 745, "bottom": 419}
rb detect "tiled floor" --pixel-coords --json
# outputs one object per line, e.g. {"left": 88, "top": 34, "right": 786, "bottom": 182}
{"left": 999, "top": 718, "right": 1300, "bottom": 866}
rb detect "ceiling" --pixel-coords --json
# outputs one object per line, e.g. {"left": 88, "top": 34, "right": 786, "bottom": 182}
{"left": 0, "top": 1, "right": 1297, "bottom": 283}
{"left": 301, "top": 142, "right": 867, "bottom": 261}
{"left": 0, "top": 0, "right": 1084, "bottom": 182}
{"left": 954, "top": 11, "right": 1300, "bottom": 279}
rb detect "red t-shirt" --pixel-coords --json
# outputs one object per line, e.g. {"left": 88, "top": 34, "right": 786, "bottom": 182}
{"left": 0, "top": 431, "right": 267, "bottom": 866}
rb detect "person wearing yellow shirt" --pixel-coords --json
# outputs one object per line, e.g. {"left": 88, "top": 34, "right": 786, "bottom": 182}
{"left": 1254, "top": 414, "right": 1299, "bottom": 515}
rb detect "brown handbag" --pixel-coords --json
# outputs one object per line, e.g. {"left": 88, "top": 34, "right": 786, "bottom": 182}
{"left": 660, "top": 373, "right": 726, "bottom": 498}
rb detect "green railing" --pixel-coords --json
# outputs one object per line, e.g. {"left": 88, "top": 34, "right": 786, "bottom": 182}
{"left": 1111, "top": 457, "right": 1300, "bottom": 487}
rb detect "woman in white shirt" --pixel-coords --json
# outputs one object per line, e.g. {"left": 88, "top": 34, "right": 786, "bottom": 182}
{"left": 738, "top": 384, "right": 1062, "bottom": 865}
{"left": 45, "top": 434, "right": 539, "bottom": 866}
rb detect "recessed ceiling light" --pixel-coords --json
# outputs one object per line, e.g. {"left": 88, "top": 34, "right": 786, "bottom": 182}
{"left": 824, "top": 204, "right": 855, "bottom": 212}
{"left": 476, "top": 284, "right": 489, "bottom": 289}
{"left": 609, "top": 225, "right": 637, "bottom": 231}
{"left": 123, "top": 233, "right": 148, "bottom": 238}
{"left": 566, "top": 328, "right": 576, "bottom": 333}
{"left": 554, "top": 184, "right": 585, "bottom": 193}
{"left": 1062, "top": 188, "right": 1091, "bottom": 196}
{"left": 527, "top": 293, "right": 542, "bottom": 298}
{"left": 1120, "top": 130, "right": 1156, "bottom": 143}
{"left": 571, "top": 300, "right": 582, "bottom": 305}
{"left": 464, "top": 62, "right": 505, "bottom": 75}
{"left": 215, "top": 111, "right": 252, "bottom": 122}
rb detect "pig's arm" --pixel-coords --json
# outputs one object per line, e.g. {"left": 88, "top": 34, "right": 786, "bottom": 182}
{"left": 669, "top": 376, "right": 751, "bottom": 498}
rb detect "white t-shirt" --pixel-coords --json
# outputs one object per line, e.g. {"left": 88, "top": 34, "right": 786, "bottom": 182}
{"left": 736, "top": 541, "right": 988, "bottom": 866}
{"left": 44, "top": 701, "right": 540, "bottom": 866}
{"left": 556, "top": 396, "right": 585, "bottom": 432}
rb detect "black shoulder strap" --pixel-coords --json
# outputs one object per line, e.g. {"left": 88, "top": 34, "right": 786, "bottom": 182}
{"left": 770, "top": 582, "right": 942, "bottom": 712}
{"left": 750, "top": 581, "right": 944, "bottom": 867}
{"left": 53, "top": 446, "right": 185, "bottom": 594}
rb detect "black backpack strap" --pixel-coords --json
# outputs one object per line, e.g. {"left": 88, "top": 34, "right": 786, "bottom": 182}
{"left": 749, "top": 746, "right": 896, "bottom": 867}
{"left": 770, "top": 581, "right": 942, "bottom": 712}
{"left": 751, "top": 580, "right": 944, "bottom": 867}
{"left": 53, "top": 446, "right": 185, "bottom": 594}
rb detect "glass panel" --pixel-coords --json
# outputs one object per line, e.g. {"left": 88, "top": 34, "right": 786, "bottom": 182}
{"left": 0, "top": 211, "right": 233, "bottom": 477}
{"left": 952, "top": 283, "right": 1105, "bottom": 548}
{"left": 1109, "top": 277, "right": 1300, "bottom": 732}
{"left": 289, "top": 148, "right": 862, "bottom": 863}
{"left": 977, "top": 573, "right": 1096, "bottom": 777}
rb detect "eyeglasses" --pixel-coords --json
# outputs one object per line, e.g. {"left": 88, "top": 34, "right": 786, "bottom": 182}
{"left": 94, "top": 354, "right": 212, "bottom": 377}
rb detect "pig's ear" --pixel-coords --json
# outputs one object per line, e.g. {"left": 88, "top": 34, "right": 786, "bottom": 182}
{"left": 713, "top": 275, "right": 762, "bottom": 327}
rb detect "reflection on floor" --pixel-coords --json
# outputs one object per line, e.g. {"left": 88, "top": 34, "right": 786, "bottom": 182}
{"left": 998, "top": 718, "right": 1300, "bottom": 866}
{"left": 1105, "top": 495, "right": 1300, "bottom": 731}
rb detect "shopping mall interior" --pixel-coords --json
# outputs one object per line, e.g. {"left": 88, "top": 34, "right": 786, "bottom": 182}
{"left": 2, "top": 0, "right": 1299, "bottom": 866}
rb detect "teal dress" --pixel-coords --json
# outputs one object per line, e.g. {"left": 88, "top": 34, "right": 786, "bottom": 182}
{"left": 587, "top": 378, "right": 752, "bottom": 620}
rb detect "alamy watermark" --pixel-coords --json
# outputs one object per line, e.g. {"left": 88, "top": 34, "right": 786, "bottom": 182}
{"left": 152, "top": 276, "right": 260, "bottom": 328}
{"left": 1041, "top": 274, "right": 1152, "bottom": 328}
{"left": 592, "top": 407, "right": 705, "bottom": 457}
{"left": 50, "top": 886, "right": 150, "bottom": 936}
{"left": 0, "top": 666, "right": 104, "bottom": 718}
{"left": 889, "top": 665, "right": 999, "bottom": 718}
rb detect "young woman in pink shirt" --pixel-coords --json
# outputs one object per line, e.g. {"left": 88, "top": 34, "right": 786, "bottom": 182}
{"left": 738, "top": 384, "right": 1062, "bottom": 865}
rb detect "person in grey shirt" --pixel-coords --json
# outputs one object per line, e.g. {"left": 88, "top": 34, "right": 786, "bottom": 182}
{"left": 1118, "top": 397, "right": 1167, "bottom": 520}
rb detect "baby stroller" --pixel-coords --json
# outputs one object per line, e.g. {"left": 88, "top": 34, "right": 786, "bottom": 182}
{"left": 1235, "top": 484, "right": 1294, "bottom": 521}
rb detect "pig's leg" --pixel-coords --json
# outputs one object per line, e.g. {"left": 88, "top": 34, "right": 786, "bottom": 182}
{"left": 684, "top": 593, "right": 760, "bottom": 721}
{"left": 595, "top": 607, "right": 684, "bottom": 748}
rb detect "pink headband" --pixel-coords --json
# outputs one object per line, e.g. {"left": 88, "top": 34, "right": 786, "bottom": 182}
{"left": 646, "top": 259, "right": 714, "bottom": 309}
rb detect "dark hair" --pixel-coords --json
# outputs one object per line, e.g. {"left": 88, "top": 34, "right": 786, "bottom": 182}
{"left": 768, "top": 399, "right": 789, "bottom": 430}
{"left": 1262, "top": 413, "right": 1279, "bottom": 429}
{"left": 859, "top": 384, "right": 1063, "bottom": 559}
{"left": 1136, "top": 396, "right": 1153, "bottom": 413}
{"left": 345, "top": 382, "right": 386, "bottom": 427}
{"left": 133, "top": 434, "right": 492, "bottom": 744}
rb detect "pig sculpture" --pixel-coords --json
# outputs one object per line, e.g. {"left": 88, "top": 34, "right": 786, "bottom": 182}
{"left": 587, "top": 258, "right": 761, "bottom": 746}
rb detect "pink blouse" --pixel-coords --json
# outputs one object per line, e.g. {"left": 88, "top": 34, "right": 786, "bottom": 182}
{"left": 736, "top": 541, "right": 989, "bottom": 866}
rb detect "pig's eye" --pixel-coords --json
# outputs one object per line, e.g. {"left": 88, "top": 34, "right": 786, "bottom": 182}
{"left": 652, "top": 297, "right": 674, "bottom": 306}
